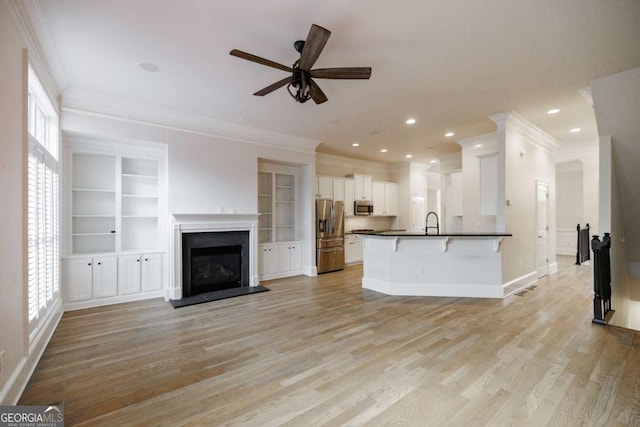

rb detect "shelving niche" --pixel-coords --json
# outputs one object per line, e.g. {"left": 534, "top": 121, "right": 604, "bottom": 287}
{"left": 63, "top": 138, "right": 167, "bottom": 310}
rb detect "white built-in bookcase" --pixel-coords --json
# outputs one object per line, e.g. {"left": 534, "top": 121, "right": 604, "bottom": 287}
{"left": 62, "top": 138, "right": 167, "bottom": 310}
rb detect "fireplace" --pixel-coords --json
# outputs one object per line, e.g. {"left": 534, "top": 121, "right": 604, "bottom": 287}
{"left": 170, "top": 213, "right": 260, "bottom": 301}
{"left": 182, "top": 231, "right": 250, "bottom": 297}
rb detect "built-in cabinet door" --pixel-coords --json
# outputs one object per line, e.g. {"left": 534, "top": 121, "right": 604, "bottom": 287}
{"left": 332, "top": 178, "right": 344, "bottom": 201}
{"left": 372, "top": 182, "right": 385, "bottom": 215}
{"left": 316, "top": 176, "right": 333, "bottom": 199}
{"left": 92, "top": 256, "right": 118, "bottom": 298}
{"left": 118, "top": 255, "right": 142, "bottom": 295}
{"left": 63, "top": 258, "right": 93, "bottom": 302}
{"left": 259, "top": 244, "right": 279, "bottom": 275}
{"left": 141, "top": 253, "right": 163, "bottom": 291}
{"left": 279, "top": 242, "right": 302, "bottom": 272}
{"left": 344, "top": 179, "right": 355, "bottom": 215}
{"left": 345, "top": 236, "right": 363, "bottom": 264}
{"left": 353, "top": 175, "right": 373, "bottom": 200}
{"left": 385, "top": 183, "right": 398, "bottom": 216}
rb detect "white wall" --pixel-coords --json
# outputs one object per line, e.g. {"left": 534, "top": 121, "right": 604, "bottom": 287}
{"left": 0, "top": 3, "right": 28, "bottom": 403}
{"left": 61, "top": 110, "right": 318, "bottom": 275}
{"left": 499, "top": 112, "right": 559, "bottom": 285}
{"left": 592, "top": 67, "right": 640, "bottom": 331}
{"left": 556, "top": 160, "right": 584, "bottom": 255}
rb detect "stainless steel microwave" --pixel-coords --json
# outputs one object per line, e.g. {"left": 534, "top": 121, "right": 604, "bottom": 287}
{"left": 354, "top": 200, "right": 374, "bottom": 215}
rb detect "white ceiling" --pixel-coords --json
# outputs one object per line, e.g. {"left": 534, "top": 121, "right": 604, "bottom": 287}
{"left": 36, "top": 0, "right": 640, "bottom": 165}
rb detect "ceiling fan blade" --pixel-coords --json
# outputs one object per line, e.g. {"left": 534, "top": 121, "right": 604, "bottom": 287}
{"left": 309, "top": 79, "right": 328, "bottom": 104}
{"left": 253, "top": 76, "right": 291, "bottom": 96}
{"left": 230, "top": 49, "right": 292, "bottom": 73}
{"left": 310, "top": 67, "right": 372, "bottom": 79}
{"left": 298, "top": 24, "right": 331, "bottom": 71}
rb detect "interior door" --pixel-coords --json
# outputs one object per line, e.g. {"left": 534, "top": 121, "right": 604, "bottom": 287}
{"left": 536, "top": 182, "right": 550, "bottom": 278}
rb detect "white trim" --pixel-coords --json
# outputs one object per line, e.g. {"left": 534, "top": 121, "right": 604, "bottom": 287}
{"left": 490, "top": 111, "right": 561, "bottom": 154}
{"left": 502, "top": 270, "right": 538, "bottom": 297}
{"left": 170, "top": 214, "right": 260, "bottom": 300}
{"left": 315, "top": 152, "right": 391, "bottom": 178}
{"left": 62, "top": 90, "right": 320, "bottom": 154}
{"left": 363, "top": 277, "right": 505, "bottom": 299}
{"left": 63, "top": 290, "right": 166, "bottom": 311}
{"left": 0, "top": 299, "right": 62, "bottom": 405}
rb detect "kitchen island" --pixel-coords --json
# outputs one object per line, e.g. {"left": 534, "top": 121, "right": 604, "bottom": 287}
{"left": 358, "top": 231, "right": 512, "bottom": 298}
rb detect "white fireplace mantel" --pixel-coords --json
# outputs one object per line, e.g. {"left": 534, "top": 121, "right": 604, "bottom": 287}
{"left": 169, "top": 213, "right": 260, "bottom": 300}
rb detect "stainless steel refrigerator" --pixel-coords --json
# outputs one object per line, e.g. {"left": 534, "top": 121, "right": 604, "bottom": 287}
{"left": 316, "top": 199, "right": 345, "bottom": 274}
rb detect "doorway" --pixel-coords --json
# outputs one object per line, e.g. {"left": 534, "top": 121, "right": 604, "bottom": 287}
{"left": 536, "top": 181, "right": 550, "bottom": 278}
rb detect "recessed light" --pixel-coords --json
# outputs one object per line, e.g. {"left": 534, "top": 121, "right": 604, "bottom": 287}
{"left": 352, "top": 143, "right": 359, "bottom": 147}
{"left": 139, "top": 62, "right": 159, "bottom": 72}
{"left": 405, "top": 154, "right": 412, "bottom": 159}
{"left": 430, "top": 159, "right": 438, "bottom": 164}
{"left": 547, "top": 108, "right": 560, "bottom": 115}
{"left": 570, "top": 128, "right": 581, "bottom": 133}
{"left": 445, "top": 132, "right": 454, "bottom": 137}
{"left": 474, "top": 143, "right": 483, "bottom": 149}
{"left": 380, "top": 149, "right": 388, "bottom": 153}
{"left": 405, "top": 118, "right": 416, "bottom": 125}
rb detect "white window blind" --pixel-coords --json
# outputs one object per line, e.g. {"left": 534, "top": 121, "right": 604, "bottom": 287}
{"left": 27, "top": 141, "right": 59, "bottom": 332}
{"left": 27, "top": 65, "right": 59, "bottom": 338}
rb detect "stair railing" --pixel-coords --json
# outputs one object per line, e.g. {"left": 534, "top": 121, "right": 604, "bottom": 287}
{"left": 591, "top": 233, "right": 614, "bottom": 324}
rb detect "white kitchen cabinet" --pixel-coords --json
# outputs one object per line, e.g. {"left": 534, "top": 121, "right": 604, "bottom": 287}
{"left": 372, "top": 181, "right": 398, "bottom": 216}
{"left": 332, "top": 178, "right": 345, "bottom": 201}
{"left": 352, "top": 174, "right": 373, "bottom": 200}
{"left": 141, "top": 253, "right": 163, "bottom": 291}
{"left": 345, "top": 235, "right": 363, "bottom": 264}
{"left": 259, "top": 241, "right": 302, "bottom": 280}
{"left": 315, "top": 176, "right": 333, "bottom": 199}
{"left": 63, "top": 256, "right": 117, "bottom": 302}
{"left": 344, "top": 178, "right": 355, "bottom": 215}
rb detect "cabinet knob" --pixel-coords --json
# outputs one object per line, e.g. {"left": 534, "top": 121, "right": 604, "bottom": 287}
{"left": 137, "top": 259, "right": 140, "bottom": 262}
{"left": 97, "top": 262, "right": 101, "bottom": 265}
{"left": 88, "top": 262, "right": 91, "bottom": 266}
{"left": 145, "top": 258, "right": 149, "bottom": 261}
{"left": 110, "top": 230, "right": 116, "bottom": 234}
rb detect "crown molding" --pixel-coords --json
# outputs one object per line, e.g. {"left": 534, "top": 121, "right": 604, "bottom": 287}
{"left": 492, "top": 111, "right": 561, "bottom": 154}
{"left": 62, "top": 89, "right": 321, "bottom": 154}
{"left": 6, "top": 0, "right": 67, "bottom": 104}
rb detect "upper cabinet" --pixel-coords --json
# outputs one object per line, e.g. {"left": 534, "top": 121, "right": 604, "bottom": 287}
{"left": 352, "top": 174, "right": 373, "bottom": 200}
{"left": 315, "top": 175, "right": 333, "bottom": 199}
{"left": 344, "top": 178, "right": 355, "bottom": 215}
{"left": 315, "top": 175, "right": 345, "bottom": 201}
{"left": 372, "top": 181, "right": 398, "bottom": 216}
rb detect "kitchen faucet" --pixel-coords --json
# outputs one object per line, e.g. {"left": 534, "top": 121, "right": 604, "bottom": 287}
{"left": 425, "top": 211, "right": 440, "bottom": 235}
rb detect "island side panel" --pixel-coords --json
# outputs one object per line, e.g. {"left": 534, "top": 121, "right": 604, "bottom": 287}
{"left": 361, "top": 235, "right": 504, "bottom": 298}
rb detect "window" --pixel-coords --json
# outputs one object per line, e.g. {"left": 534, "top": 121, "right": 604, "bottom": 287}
{"left": 27, "top": 65, "right": 60, "bottom": 338}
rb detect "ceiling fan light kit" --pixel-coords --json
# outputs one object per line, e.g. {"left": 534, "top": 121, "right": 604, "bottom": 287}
{"left": 230, "top": 24, "right": 371, "bottom": 104}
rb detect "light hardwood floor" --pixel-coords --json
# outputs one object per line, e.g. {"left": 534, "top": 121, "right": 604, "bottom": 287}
{"left": 20, "top": 256, "right": 640, "bottom": 426}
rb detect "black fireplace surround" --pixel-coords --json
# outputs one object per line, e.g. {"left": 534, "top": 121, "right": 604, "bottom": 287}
{"left": 182, "top": 231, "right": 250, "bottom": 297}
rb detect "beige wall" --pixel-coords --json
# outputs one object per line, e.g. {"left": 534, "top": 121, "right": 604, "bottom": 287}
{"left": 0, "top": 2, "right": 27, "bottom": 402}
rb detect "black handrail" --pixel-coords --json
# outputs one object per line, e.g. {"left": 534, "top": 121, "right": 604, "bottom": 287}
{"left": 592, "top": 233, "right": 614, "bottom": 324}
{"left": 576, "top": 223, "right": 591, "bottom": 265}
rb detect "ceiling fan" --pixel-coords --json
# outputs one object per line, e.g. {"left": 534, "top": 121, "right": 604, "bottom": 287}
{"left": 230, "top": 24, "right": 372, "bottom": 104}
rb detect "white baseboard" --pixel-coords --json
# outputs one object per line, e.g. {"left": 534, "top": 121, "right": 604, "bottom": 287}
{"left": 503, "top": 270, "right": 538, "bottom": 297}
{"left": 0, "top": 298, "right": 63, "bottom": 405}
{"left": 63, "top": 290, "right": 165, "bottom": 311}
